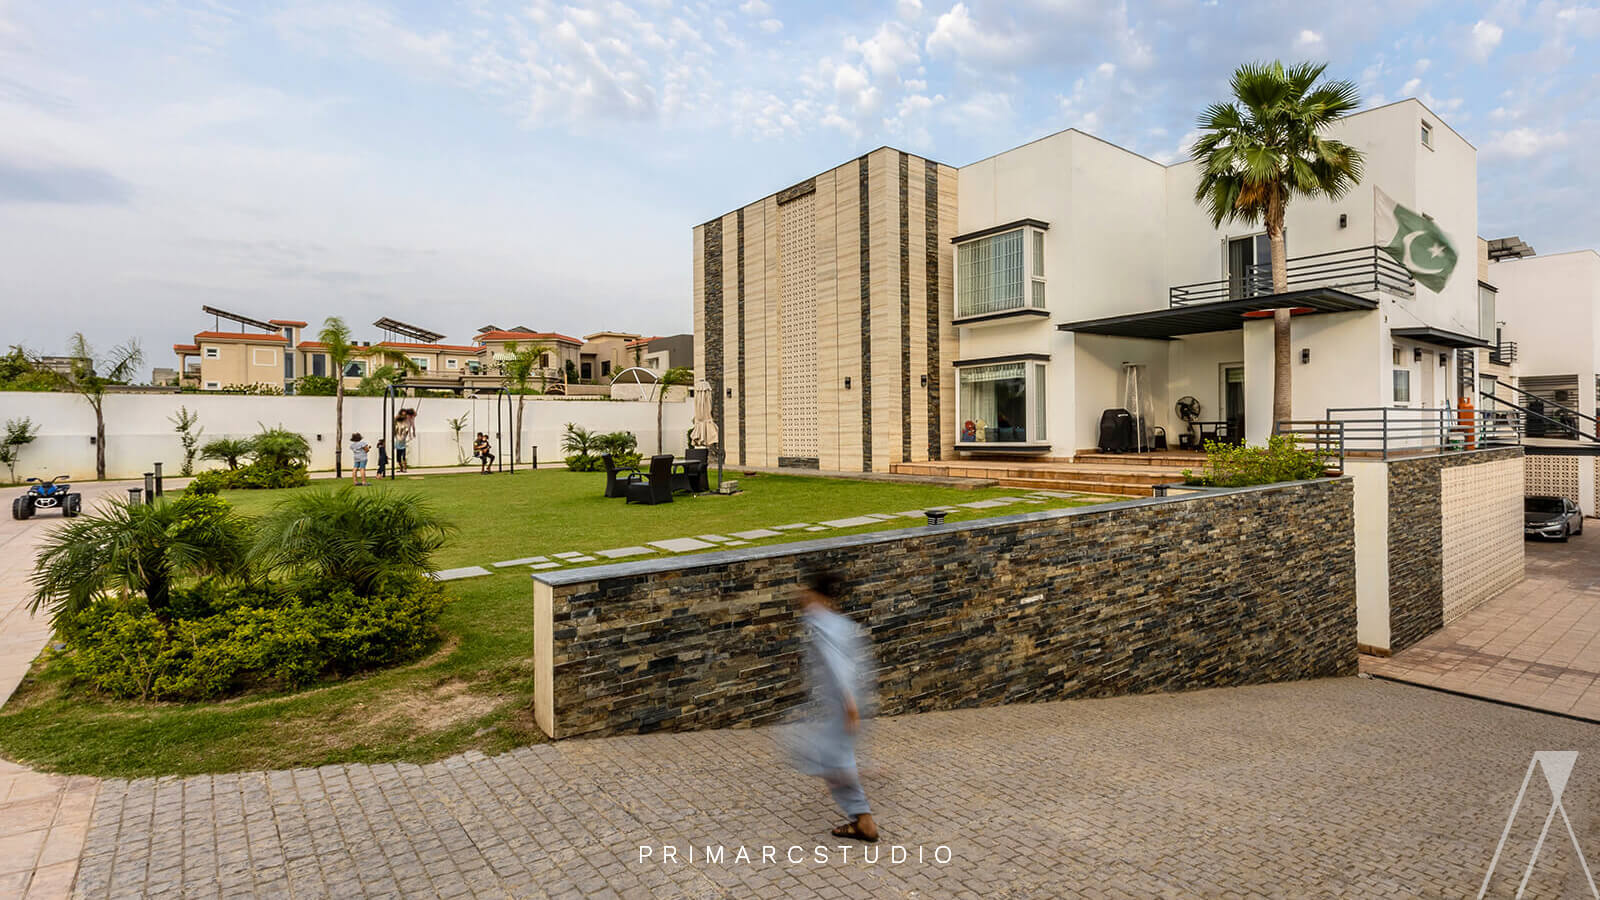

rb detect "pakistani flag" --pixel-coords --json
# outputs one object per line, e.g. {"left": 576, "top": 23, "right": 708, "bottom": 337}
{"left": 1375, "top": 187, "right": 1457, "bottom": 293}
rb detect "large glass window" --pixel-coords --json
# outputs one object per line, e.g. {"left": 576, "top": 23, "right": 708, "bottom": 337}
{"left": 1478, "top": 284, "right": 1496, "bottom": 341}
{"left": 958, "top": 362, "right": 1047, "bottom": 444}
{"left": 957, "top": 229, "right": 1029, "bottom": 317}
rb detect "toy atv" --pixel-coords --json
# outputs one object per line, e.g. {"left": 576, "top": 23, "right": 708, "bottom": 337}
{"left": 13, "top": 476, "right": 80, "bottom": 519}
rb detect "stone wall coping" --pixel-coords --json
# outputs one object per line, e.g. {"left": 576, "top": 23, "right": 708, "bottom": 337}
{"left": 532, "top": 476, "right": 1350, "bottom": 587}
{"left": 1344, "top": 446, "right": 1525, "bottom": 465}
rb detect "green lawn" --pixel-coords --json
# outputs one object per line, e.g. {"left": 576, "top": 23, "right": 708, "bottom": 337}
{"left": 0, "top": 469, "right": 1103, "bottom": 777}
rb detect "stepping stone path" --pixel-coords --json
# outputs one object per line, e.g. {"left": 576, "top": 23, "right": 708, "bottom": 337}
{"left": 731, "top": 528, "right": 782, "bottom": 539}
{"left": 772, "top": 523, "right": 813, "bottom": 530}
{"left": 530, "top": 562, "right": 562, "bottom": 570}
{"left": 724, "top": 540, "right": 750, "bottom": 547}
{"left": 804, "top": 526, "right": 828, "bottom": 532}
{"left": 492, "top": 556, "right": 548, "bottom": 567}
{"left": 595, "top": 546, "right": 655, "bottom": 559}
{"left": 431, "top": 566, "right": 491, "bottom": 581}
{"left": 650, "top": 537, "right": 718, "bottom": 553}
{"left": 553, "top": 552, "right": 586, "bottom": 560}
{"left": 820, "top": 516, "right": 881, "bottom": 528}
{"left": 695, "top": 534, "right": 734, "bottom": 543}
{"left": 960, "top": 499, "right": 1013, "bottom": 509}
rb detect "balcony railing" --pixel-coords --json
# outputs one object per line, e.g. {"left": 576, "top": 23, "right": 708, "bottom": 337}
{"left": 1490, "top": 341, "right": 1517, "bottom": 365}
{"left": 1170, "top": 245, "right": 1416, "bottom": 307}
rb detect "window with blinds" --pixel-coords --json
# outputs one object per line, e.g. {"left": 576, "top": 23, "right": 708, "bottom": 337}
{"left": 957, "top": 229, "right": 1026, "bottom": 317}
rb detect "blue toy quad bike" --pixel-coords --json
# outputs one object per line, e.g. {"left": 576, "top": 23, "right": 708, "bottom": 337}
{"left": 13, "top": 476, "right": 80, "bottom": 519}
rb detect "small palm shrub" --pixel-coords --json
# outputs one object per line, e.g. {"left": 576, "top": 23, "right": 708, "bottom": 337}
{"left": 248, "top": 425, "right": 311, "bottom": 470}
{"left": 249, "top": 486, "right": 453, "bottom": 597}
{"left": 1182, "top": 435, "right": 1327, "bottom": 487}
{"left": 200, "top": 437, "right": 252, "bottom": 470}
{"left": 563, "top": 425, "right": 640, "bottom": 471}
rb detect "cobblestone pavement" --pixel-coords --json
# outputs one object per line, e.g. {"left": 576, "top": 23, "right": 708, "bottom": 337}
{"left": 71, "top": 677, "right": 1600, "bottom": 898}
{"left": 1364, "top": 537, "right": 1600, "bottom": 719}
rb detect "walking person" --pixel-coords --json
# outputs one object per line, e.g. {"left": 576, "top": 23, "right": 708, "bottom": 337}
{"left": 473, "top": 432, "right": 494, "bottom": 474}
{"left": 376, "top": 439, "right": 388, "bottom": 479}
{"left": 349, "top": 433, "right": 372, "bottom": 486}
{"left": 788, "top": 570, "right": 879, "bottom": 843}
{"left": 394, "top": 432, "right": 408, "bottom": 473}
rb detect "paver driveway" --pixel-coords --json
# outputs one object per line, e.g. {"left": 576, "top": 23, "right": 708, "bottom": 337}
{"left": 67, "top": 677, "right": 1600, "bottom": 898}
{"left": 1365, "top": 536, "right": 1600, "bottom": 719}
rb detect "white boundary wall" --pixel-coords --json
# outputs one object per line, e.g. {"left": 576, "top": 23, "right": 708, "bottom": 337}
{"left": 0, "top": 393, "right": 695, "bottom": 481}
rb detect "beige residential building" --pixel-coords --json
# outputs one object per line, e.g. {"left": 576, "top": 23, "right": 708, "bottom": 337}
{"left": 693, "top": 146, "right": 959, "bottom": 470}
{"left": 174, "top": 331, "right": 293, "bottom": 391}
{"left": 579, "top": 331, "right": 643, "bottom": 381}
{"left": 473, "top": 329, "right": 584, "bottom": 384}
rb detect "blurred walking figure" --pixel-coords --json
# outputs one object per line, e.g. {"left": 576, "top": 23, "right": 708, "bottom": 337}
{"left": 789, "top": 570, "right": 879, "bottom": 843}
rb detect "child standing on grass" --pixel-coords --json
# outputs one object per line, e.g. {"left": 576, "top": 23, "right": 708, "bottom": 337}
{"left": 350, "top": 433, "right": 371, "bottom": 486}
{"left": 376, "top": 439, "right": 388, "bottom": 478}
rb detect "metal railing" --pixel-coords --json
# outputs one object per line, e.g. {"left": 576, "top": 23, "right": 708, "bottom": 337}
{"left": 1483, "top": 382, "right": 1598, "bottom": 441}
{"left": 1272, "top": 420, "right": 1346, "bottom": 474}
{"left": 1489, "top": 341, "right": 1517, "bottom": 365}
{"left": 1169, "top": 245, "right": 1416, "bottom": 307}
{"left": 1324, "top": 407, "right": 1523, "bottom": 459}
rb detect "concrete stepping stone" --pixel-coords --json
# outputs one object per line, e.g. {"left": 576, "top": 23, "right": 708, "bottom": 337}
{"left": 695, "top": 534, "right": 734, "bottom": 543}
{"left": 553, "top": 552, "right": 586, "bottom": 559}
{"left": 731, "top": 528, "right": 782, "bottom": 539}
{"left": 1028, "top": 490, "right": 1079, "bottom": 499}
{"left": 773, "top": 523, "right": 813, "bottom": 530}
{"left": 724, "top": 540, "right": 750, "bottom": 547}
{"left": 530, "top": 561, "right": 562, "bottom": 571}
{"left": 567, "top": 555, "right": 596, "bottom": 562}
{"left": 804, "top": 525, "right": 829, "bottom": 532}
{"left": 862, "top": 513, "right": 898, "bottom": 520}
{"left": 820, "top": 516, "right": 881, "bottom": 528}
{"left": 650, "top": 537, "right": 717, "bottom": 553}
{"left": 595, "top": 546, "right": 655, "bottom": 559}
{"left": 431, "top": 566, "right": 490, "bottom": 581}
{"left": 1022, "top": 499, "right": 1045, "bottom": 504}
{"left": 492, "top": 556, "right": 548, "bottom": 568}
{"left": 960, "top": 499, "right": 1012, "bottom": 509}
{"left": 893, "top": 510, "right": 931, "bottom": 518}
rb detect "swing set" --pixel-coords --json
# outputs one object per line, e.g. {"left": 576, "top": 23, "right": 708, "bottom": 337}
{"left": 379, "top": 381, "right": 518, "bottom": 480}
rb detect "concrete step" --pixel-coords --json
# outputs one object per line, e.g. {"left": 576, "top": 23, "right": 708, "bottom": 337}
{"left": 991, "top": 476, "right": 1152, "bottom": 497}
{"left": 1074, "top": 451, "right": 1207, "bottom": 467}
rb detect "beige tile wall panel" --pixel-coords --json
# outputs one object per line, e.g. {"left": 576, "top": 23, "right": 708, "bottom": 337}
{"left": 692, "top": 223, "right": 706, "bottom": 397}
{"left": 867, "top": 149, "right": 901, "bottom": 473}
{"left": 763, "top": 196, "right": 783, "bottom": 466}
{"left": 813, "top": 169, "right": 841, "bottom": 470}
{"left": 779, "top": 193, "right": 820, "bottom": 460}
{"left": 936, "top": 163, "right": 960, "bottom": 461}
{"left": 1441, "top": 457, "right": 1525, "bottom": 623}
{"left": 1526, "top": 454, "right": 1579, "bottom": 501}
{"left": 721, "top": 212, "right": 742, "bottom": 464}
{"left": 834, "top": 163, "right": 864, "bottom": 470}
{"left": 741, "top": 203, "right": 768, "bottom": 467}
{"left": 907, "top": 156, "right": 930, "bottom": 463}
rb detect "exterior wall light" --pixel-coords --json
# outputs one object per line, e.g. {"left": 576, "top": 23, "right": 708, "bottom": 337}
{"left": 1440, "top": 352, "right": 1448, "bottom": 367}
{"left": 1300, "top": 349, "right": 1310, "bottom": 364}
{"left": 845, "top": 376, "right": 852, "bottom": 390}
{"left": 726, "top": 388, "right": 733, "bottom": 398}
{"left": 1338, "top": 213, "right": 1348, "bottom": 229}
{"left": 920, "top": 374, "right": 928, "bottom": 387}
{"left": 1413, "top": 348, "right": 1423, "bottom": 362}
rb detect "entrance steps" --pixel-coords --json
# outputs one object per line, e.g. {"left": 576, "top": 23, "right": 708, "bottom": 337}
{"left": 890, "top": 451, "right": 1205, "bottom": 498}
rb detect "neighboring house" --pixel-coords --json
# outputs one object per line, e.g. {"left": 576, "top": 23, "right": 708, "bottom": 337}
{"left": 150, "top": 367, "right": 178, "bottom": 386}
{"left": 628, "top": 334, "right": 694, "bottom": 374}
{"left": 473, "top": 328, "right": 584, "bottom": 385}
{"left": 693, "top": 98, "right": 1501, "bottom": 472}
{"left": 579, "top": 331, "right": 642, "bottom": 381}
{"left": 174, "top": 330, "right": 292, "bottom": 392}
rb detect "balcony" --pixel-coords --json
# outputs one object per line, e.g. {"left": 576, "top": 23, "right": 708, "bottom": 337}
{"left": 1490, "top": 341, "right": 1517, "bottom": 365}
{"left": 1169, "top": 246, "right": 1415, "bottom": 308}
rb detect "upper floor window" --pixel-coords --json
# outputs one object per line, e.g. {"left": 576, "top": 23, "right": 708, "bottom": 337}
{"left": 956, "top": 225, "right": 1048, "bottom": 318}
{"left": 344, "top": 360, "right": 366, "bottom": 378}
{"left": 204, "top": 346, "right": 219, "bottom": 359}
{"left": 446, "top": 358, "right": 458, "bottom": 370}
{"left": 410, "top": 356, "right": 429, "bottom": 371}
{"left": 1420, "top": 120, "right": 1433, "bottom": 149}
{"left": 1478, "top": 283, "right": 1497, "bottom": 341}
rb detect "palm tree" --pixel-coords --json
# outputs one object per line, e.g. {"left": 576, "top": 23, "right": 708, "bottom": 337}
{"left": 200, "top": 437, "right": 252, "bottom": 470}
{"left": 318, "top": 317, "right": 418, "bottom": 478}
{"left": 1191, "top": 60, "right": 1364, "bottom": 429}
{"left": 655, "top": 366, "right": 693, "bottom": 454}
{"left": 52, "top": 334, "right": 142, "bottom": 480}
{"left": 249, "top": 486, "right": 453, "bottom": 596}
{"left": 28, "top": 494, "right": 249, "bottom": 628}
{"left": 498, "top": 341, "right": 553, "bottom": 465}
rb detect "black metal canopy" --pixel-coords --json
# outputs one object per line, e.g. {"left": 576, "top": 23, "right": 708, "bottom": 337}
{"left": 1389, "top": 326, "right": 1491, "bottom": 349}
{"left": 1055, "top": 289, "right": 1379, "bottom": 340}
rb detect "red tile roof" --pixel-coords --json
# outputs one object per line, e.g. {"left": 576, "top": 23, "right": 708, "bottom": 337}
{"left": 269, "top": 319, "right": 308, "bottom": 327}
{"left": 295, "top": 341, "right": 328, "bottom": 350}
{"left": 475, "top": 330, "right": 582, "bottom": 345}
{"left": 626, "top": 336, "right": 662, "bottom": 349}
{"left": 375, "top": 341, "right": 484, "bottom": 353}
{"left": 173, "top": 343, "right": 199, "bottom": 353}
{"left": 193, "top": 331, "right": 289, "bottom": 342}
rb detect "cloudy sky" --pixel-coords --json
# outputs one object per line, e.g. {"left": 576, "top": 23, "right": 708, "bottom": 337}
{"left": 0, "top": 0, "right": 1594, "bottom": 372}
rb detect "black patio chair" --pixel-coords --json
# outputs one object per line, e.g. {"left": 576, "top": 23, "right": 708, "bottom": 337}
{"left": 673, "top": 447, "right": 710, "bottom": 494}
{"left": 602, "top": 454, "right": 638, "bottom": 498}
{"left": 626, "top": 455, "right": 675, "bottom": 505}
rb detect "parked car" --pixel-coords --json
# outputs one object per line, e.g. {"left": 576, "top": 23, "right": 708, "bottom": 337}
{"left": 1525, "top": 495, "right": 1584, "bottom": 541}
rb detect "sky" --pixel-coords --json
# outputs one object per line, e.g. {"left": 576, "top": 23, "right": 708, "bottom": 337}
{"left": 0, "top": 0, "right": 1595, "bottom": 375}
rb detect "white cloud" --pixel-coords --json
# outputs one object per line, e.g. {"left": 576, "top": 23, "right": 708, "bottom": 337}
{"left": 1402, "top": 77, "right": 1421, "bottom": 96}
{"left": 849, "top": 23, "right": 920, "bottom": 78}
{"left": 758, "top": 18, "right": 782, "bottom": 33}
{"left": 897, "top": 0, "right": 923, "bottom": 21}
{"left": 738, "top": 0, "right": 772, "bottom": 16}
{"left": 1468, "top": 20, "right": 1503, "bottom": 61}
{"left": 1483, "top": 127, "right": 1569, "bottom": 159}
{"left": 1294, "top": 29, "right": 1323, "bottom": 51}
{"left": 925, "top": 3, "right": 1024, "bottom": 62}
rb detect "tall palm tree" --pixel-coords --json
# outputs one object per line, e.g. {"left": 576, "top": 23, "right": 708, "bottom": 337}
{"left": 52, "top": 334, "right": 142, "bottom": 480}
{"left": 655, "top": 366, "right": 693, "bottom": 454}
{"left": 1191, "top": 60, "right": 1364, "bottom": 429}
{"left": 498, "top": 341, "right": 553, "bottom": 465}
{"left": 318, "top": 317, "right": 418, "bottom": 477}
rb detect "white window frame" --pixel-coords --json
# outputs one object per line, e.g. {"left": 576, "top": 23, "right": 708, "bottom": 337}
{"left": 204, "top": 346, "right": 219, "bottom": 359}
{"left": 445, "top": 358, "right": 458, "bottom": 370}
{"left": 410, "top": 356, "right": 429, "bottom": 371}
{"left": 1420, "top": 120, "right": 1433, "bottom": 149}
{"left": 204, "top": 381, "right": 220, "bottom": 390}
{"left": 954, "top": 224, "right": 1048, "bottom": 320}
{"left": 955, "top": 359, "right": 1048, "bottom": 445}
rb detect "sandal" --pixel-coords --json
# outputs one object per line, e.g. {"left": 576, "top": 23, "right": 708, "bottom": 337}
{"left": 830, "top": 820, "right": 878, "bottom": 843}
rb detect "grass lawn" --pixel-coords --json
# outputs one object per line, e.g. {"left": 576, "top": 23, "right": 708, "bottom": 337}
{"left": 0, "top": 469, "right": 1104, "bottom": 777}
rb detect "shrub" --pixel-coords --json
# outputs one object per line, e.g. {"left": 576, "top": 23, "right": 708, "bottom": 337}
{"left": 249, "top": 486, "right": 452, "bottom": 596}
{"left": 200, "top": 437, "right": 252, "bottom": 470}
{"left": 248, "top": 425, "right": 311, "bottom": 470}
{"left": 293, "top": 374, "right": 338, "bottom": 396}
{"left": 563, "top": 426, "right": 640, "bottom": 471}
{"left": 184, "top": 462, "right": 310, "bottom": 495}
{"left": 1182, "top": 435, "right": 1327, "bottom": 487}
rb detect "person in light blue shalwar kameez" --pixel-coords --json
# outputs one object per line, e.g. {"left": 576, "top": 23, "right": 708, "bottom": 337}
{"left": 788, "top": 570, "right": 879, "bottom": 843}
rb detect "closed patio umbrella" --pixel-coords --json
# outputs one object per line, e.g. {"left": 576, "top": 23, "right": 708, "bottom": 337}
{"left": 690, "top": 380, "right": 721, "bottom": 490}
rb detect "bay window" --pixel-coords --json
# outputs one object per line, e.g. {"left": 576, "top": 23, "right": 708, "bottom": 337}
{"left": 956, "top": 358, "right": 1049, "bottom": 445}
{"left": 955, "top": 220, "right": 1048, "bottom": 319}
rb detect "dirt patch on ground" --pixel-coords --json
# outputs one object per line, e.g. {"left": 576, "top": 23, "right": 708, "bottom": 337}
{"left": 364, "top": 679, "right": 503, "bottom": 734}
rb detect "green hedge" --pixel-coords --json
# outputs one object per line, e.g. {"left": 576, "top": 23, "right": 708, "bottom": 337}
{"left": 186, "top": 463, "right": 310, "bottom": 494}
{"left": 1182, "top": 435, "right": 1327, "bottom": 487}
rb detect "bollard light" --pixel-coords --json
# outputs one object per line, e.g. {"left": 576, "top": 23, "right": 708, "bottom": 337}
{"left": 143, "top": 473, "right": 155, "bottom": 504}
{"left": 925, "top": 508, "right": 948, "bottom": 526}
{"left": 153, "top": 462, "right": 164, "bottom": 497}
{"left": 127, "top": 487, "right": 142, "bottom": 503}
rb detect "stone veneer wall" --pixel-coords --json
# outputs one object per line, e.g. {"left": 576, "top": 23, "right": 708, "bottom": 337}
{"left": 532, "top": 479, "right": 1357, "bottom": 740}
{"left": 1386, "top": 447, "right": 1524, "bottom": 652}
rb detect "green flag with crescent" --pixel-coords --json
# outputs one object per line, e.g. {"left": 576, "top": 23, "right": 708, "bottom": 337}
{"left": 1374, "top": 187, "right": 1457, "bottom": 293}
